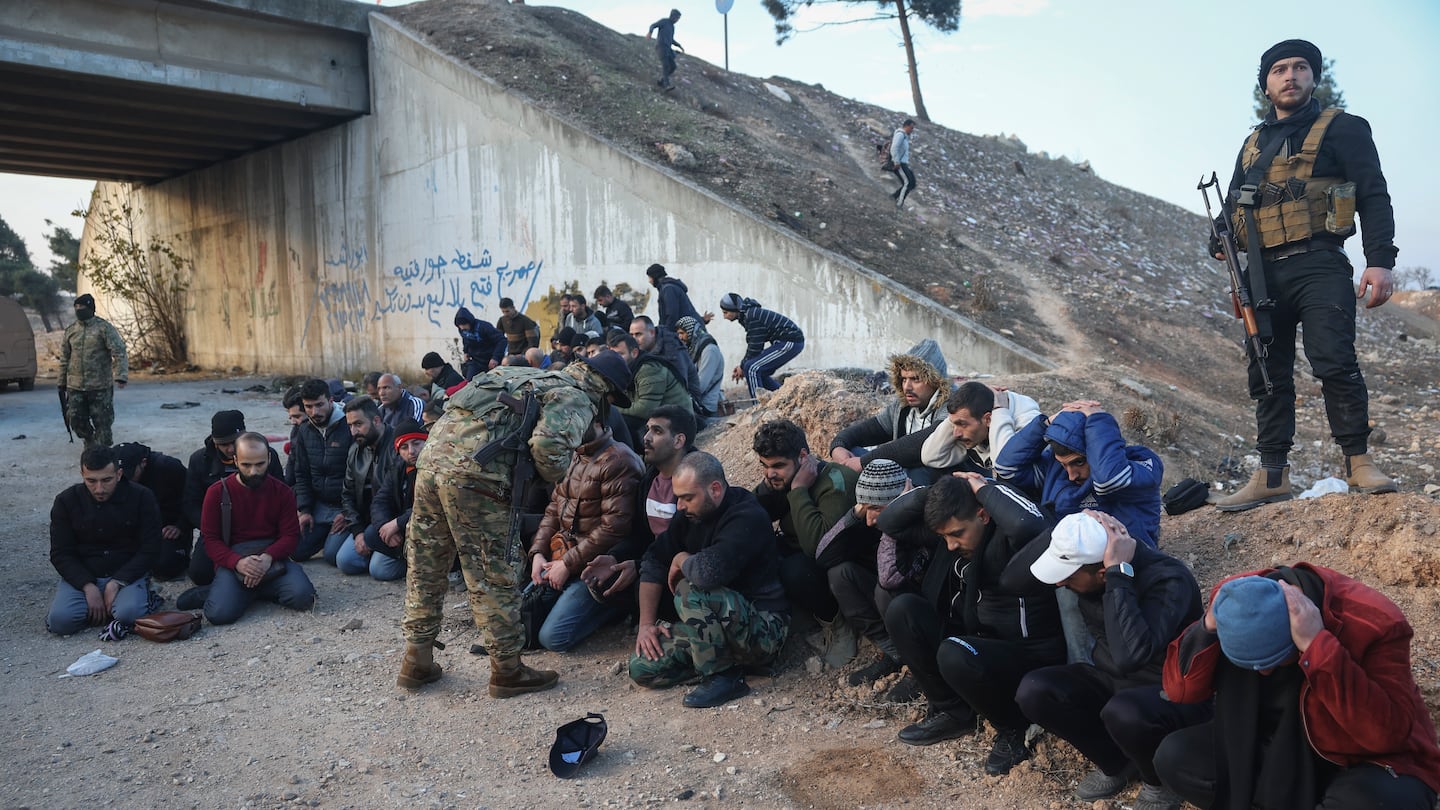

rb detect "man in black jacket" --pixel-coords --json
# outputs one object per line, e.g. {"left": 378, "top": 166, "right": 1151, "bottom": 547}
{"left": 881, "top": 473, "right": 1063, "bottom": 776}
{"left": 364, "top": 419, "right": 426, "bottom": 581}
{"left": 113, "top": 441, "right": 190, "bottom": 580}
{"left": 47, "top": 446, "right": 160, "bottom": 634}
{"left": 420, "top": 352, "right": 464, "bottom": 399}
{"left": 629, "top": 452, "right": 788, "bottom": 708}
{"left": 292, "top": 378, "right": 354, "bottom": 561}
{"left": 594, "top": 285, "right": 634, "bottom": 334}
{"left": 182, "top": 409, "right": 283, "bottom": 587}
{"left": 333, "top": 396, "right": 397, "bottom": 577}
{"left": 1013, "top": 511, "right": 1208, "bottom": 808}
{"left": 1213, "top": 39, "right": 1399, "bottom": 510}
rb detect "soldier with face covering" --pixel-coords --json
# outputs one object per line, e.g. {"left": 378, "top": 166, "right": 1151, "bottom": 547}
{"left": 59, "top": 294, "right": 128, "bottom": 448}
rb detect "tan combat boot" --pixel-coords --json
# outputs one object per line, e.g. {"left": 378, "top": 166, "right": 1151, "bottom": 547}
{"left": 396, "top": 642, "right": 443, "bottom": 689}
{"left": 489, "top": 655, "right": 559, "bottom": 698}
{"left": 1345, "top": 453, "right": 1398, "bottom": 495}
{"left": 1215, "top": 467, "right": 1292, "bottom": 512}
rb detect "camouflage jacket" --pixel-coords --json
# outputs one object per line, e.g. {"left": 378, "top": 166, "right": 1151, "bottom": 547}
{"left": 59, "top": 316, "right": 128, "bottom": 390}
{"left": 419, "top": 364, "right": 607, "bottom": 488}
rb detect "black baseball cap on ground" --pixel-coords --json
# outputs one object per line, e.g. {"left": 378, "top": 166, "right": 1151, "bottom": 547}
{"left": 210, "top": 410, "right": 245, "bottom": 442}
{"left": 548, "top": 713, "right": 607, "bottom": 778}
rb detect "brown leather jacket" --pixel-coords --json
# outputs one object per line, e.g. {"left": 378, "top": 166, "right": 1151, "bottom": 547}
{"left": 529, "top": 427, "right": 645, "bottom": 574}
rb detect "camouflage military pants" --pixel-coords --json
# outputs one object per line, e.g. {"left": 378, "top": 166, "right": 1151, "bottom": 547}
{"left": 66, "top": 387, "right": 115, "bottom": 448}
{"left": 628, "top": 581, "right": 789, "bottom": 688}
{"left": 403, "top": 469, "right": 524, "bottom": 656}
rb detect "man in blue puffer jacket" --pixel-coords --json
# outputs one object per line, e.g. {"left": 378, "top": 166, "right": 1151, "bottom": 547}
{"left": 993, "top": 400, "right": 1163, "bottom": 548}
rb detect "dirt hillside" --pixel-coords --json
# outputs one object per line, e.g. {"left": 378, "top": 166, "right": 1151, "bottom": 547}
{"left": 385, "top": 0, "right": 1440, "bottom": 496}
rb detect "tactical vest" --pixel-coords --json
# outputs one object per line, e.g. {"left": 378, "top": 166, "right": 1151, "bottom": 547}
{"left": 421, "top": 367, "right": 579, "bottom": 486}
{"left": 1232, "top": 108, "right": 1355, "bottom": 251}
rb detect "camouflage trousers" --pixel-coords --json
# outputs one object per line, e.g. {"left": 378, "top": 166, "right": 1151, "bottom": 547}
{"left": 403, "top": 470, "right": 524, "bottom": 657}
{"left": 628, "top": 581, "right": 789, "bottom": 688}
{"left": 66, "top": 387, "right": 115, "bottom": 448}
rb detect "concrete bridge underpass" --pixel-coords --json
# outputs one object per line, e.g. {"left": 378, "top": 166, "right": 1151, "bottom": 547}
{"left": 0, "top": 0, "right": 371, "bottom": 183}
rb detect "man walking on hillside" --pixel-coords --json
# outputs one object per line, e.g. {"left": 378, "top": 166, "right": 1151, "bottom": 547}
{"left": 60, "top": 293, "right": 128, "bottom": 448}
{"left": 646, "top": 9, "right": 684, "bottom": 91}
{"left": 890, "top": 120, "right": 916, "bottom": 209}
{"left": 1212, "top": 39, "right": 1399, "bottom": 510}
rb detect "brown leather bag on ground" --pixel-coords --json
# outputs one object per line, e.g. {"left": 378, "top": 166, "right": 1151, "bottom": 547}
{"left": 133, "top": 611, "right": 203, "bottom": 642}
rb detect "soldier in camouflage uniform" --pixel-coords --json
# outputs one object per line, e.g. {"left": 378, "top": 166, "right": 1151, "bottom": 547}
{"left": 630, "top": 452, "right": 789, "bottom": 708}
{"left": 59, "top": 294, "right": 128, "bottom": 449}
{"left": 398, "top": 351, "right": 635, "bottom": 698}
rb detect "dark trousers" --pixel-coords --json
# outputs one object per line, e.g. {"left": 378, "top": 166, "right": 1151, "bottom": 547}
{"left": 1016, "top": 664, "right": 1212, "bottom": 784}
{"left": 886, "top": 593, "right": 968, "bottom": 717}
{"left": 779, "top": 552, "right": 838, "bottom": 622}
{"left": 1251, "top": 250, "right": 1369, "bottom": 462}
{"left": 892, "top": 164, "right": 916, "bottom": 205}
{"left": 828, "top": 561, "right": 893, "bottom": 654}
{"left": 938, "top": 632, "right": 1065, "bottom": 732}
{"left": 188, "top": 536, "right": 216, "bottom": 586}
{"left": 658, "top": 46, "right": 677, "bottom": 86}
{"left": 152, "top": 533, "right": 191, "bottom": 580}
{"left": 1154, "top": 721, "right": 1436, "bottom": 809}
{"left": 204, "top": 565, "right": 317, "bottom": 625}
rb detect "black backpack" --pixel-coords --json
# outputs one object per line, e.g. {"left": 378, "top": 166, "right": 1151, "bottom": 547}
{"left": 1163, "top": 478, "right": 1210, "bottom": 515}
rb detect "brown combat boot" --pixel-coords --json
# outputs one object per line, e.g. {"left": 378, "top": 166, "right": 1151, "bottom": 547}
{"left": 489, "top": 655, "right": 559, "bottom": 698}
{"left": 1345, "top": 453, "right": 1398, "bottom": 495}
{"left": 396, "top": 642, "right": 443, "bottom": 689}
{"left": 1215, "top": 467, "right": 1292, "bottom": 512}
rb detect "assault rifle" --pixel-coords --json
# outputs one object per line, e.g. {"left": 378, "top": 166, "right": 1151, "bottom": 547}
{"left": 471, "top": 389, "right": 541, "bottom": 569}
{"left": 1198, "top": 172, "right": 1273, "bottom": 395}
{"left": 58, "top": 386, "right": 73, "bottom": 442}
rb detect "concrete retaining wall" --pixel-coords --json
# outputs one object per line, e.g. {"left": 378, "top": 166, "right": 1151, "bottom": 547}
{"left": 79, "top": 14, "right": 1049, "bottom": 380}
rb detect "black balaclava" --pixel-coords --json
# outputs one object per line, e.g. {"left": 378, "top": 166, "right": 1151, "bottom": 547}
{"left": 74, "top": 293, "right": 96, "bottom": 322}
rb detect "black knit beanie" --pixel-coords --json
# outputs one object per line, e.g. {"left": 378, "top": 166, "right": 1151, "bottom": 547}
{"left": 1258, "top": 39, "right": 1322, "bottom": 91}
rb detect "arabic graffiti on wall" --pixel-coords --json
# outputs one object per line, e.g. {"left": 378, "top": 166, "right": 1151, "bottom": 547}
{"left": 307, "top": 243, "right": 545, "bottom": 341}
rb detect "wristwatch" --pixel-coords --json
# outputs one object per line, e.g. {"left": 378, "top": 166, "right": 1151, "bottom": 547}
{"left": 1108, "top": 562, "right": 1134, "bottom": 579}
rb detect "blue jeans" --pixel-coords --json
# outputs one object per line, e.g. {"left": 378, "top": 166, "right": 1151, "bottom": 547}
{"left": 204, "top": 564, "right": 316, "bottom": 625}
{"left": 47, "top": 576, "right": 153, "bottom": 635}
{"left": 295, "top": 502, "right": 341, "bottom": 561}
{"left": 538, "top": 579, "right": 627, "bottom": 652}
{"left": 336, "top": 534, "right": 406, "bottom": 581}
{"left": 741, "top": 340, "right": 803, "bottom": 397}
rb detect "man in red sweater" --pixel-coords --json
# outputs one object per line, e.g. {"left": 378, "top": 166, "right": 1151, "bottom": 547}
{"left": 201, "top": 433, "right": 316, "bottom": 625}
{"left": 1156, "top": 563, "right": 1440, "bottom": 809}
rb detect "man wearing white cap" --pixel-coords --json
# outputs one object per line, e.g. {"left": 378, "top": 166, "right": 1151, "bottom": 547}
{"left": 1011, "top": 511, "right": 1207, "bottom": 810}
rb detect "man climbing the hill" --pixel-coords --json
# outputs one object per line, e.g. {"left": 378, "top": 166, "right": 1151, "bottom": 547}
{"left": 1211, "top": 39, "right": 1399, "bottom": 510}
{"left": 891, "top": 120, "right": 916, "bottom": 209}
{"left": 646, "top": 9, "right": 684, "bottom": 92}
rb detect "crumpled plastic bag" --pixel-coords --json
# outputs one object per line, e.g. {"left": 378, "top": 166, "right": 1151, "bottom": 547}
{"left": 1299, "top": 477, "right": 1349, "bottom": 499}
{"left": 60, "top": 649, "right": 118, "bottom": 678}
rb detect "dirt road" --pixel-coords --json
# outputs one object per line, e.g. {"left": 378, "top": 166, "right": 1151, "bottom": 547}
{"left": 4, "top": 378, "right": 1077, "bottom": 810}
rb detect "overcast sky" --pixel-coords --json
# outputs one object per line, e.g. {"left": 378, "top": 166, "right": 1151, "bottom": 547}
{"left": 4, "top": 0, "right": 1436, "bottom": 280}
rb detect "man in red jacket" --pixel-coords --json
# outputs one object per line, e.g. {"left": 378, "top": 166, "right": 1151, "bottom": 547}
{"left": 201, "top": 433, "right": 317, "bottom": 625}
{"left": 1156, "top": 563, "right": 1440, "bottom": 808}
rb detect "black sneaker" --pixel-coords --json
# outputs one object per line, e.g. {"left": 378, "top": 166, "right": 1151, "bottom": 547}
{"left": 984, "top": 727, "right": 1030, "bottom": 775}
{"left": 897, "top": 711, "right": 975, "bottom": 746}
{"left": 847, "top": 654, "right": 902, "bottom": 686}
{"left": 683, "top": 669, "right": 750, "bottom": 708}
{"left": 175, "top": 586, "right": 209, "bottom": 611}
{"left": 1075, "top": 765, "right": 1136, "bottom": 800}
